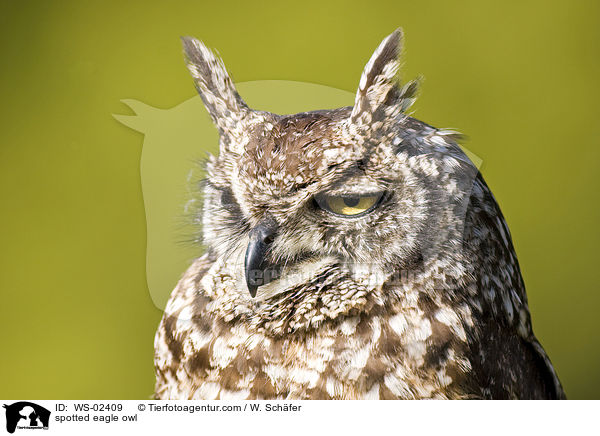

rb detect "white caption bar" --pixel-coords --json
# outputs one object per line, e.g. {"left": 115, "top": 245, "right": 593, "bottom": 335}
{"left": 0, "top": 400, "right": 595, "bottom": 436}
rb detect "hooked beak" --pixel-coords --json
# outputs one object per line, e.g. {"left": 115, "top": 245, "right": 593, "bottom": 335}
{"left": 244, "top": 220, "right": 278, "bottom": 297}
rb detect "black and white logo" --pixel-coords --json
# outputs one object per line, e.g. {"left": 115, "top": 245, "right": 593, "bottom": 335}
{"left": 3, "top": 402, "right": 50, "bottom": 433}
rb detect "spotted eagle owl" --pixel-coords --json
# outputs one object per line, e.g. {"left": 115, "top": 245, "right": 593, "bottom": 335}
{"left": 154, "top": 29, "right": 565, "bottom": 399}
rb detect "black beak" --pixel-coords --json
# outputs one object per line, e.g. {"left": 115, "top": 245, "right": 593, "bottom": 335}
{"left": 244, "top": 219, "right": 278, "bottom": 297}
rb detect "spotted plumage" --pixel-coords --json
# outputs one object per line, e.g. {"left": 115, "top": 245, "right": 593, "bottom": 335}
{"left": 154, "top": 29, "right": 565, "bottom": 399}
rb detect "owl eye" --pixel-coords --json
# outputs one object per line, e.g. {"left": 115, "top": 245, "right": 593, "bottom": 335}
{"left": 314, "top": 192, "right": 384, "bottom": 217}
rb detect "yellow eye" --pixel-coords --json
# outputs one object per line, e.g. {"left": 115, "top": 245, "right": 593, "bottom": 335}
{"left": 315, "top": 192, "right": 384, "bottom": 216}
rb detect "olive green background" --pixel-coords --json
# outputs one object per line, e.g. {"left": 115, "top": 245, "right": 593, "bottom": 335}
{"left": 1, "top": 0, "right": 599, "bottom": 399}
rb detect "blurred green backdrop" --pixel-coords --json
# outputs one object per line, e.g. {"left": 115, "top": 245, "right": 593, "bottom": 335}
{"left": 1, "top": 0, "right": 599, "bottom": 399}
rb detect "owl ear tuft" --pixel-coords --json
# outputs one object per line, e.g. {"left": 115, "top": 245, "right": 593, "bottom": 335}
{"left": 350, "top": 29, "right": 416, "bottom": 123}
{"left": 181, "top": 37, "right": 249, "bottom": 135}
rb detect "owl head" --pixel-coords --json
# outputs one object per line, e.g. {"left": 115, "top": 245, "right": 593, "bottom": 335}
{"left": 182, "top": 29, "right": 479, "bottom": 301}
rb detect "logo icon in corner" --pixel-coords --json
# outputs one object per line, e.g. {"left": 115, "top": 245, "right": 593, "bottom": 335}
{"left": 3, "top": 402, "right": 50, "bottom": 433}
